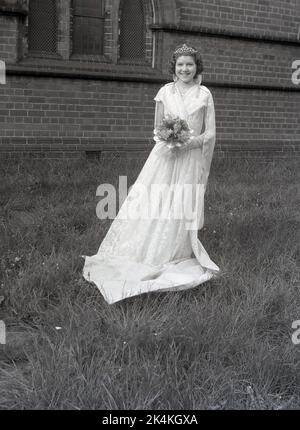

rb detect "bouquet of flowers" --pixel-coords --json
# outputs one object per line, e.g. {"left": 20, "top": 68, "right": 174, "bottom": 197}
{"left": 153, "top": 115, "right": 193, "bottom": 149}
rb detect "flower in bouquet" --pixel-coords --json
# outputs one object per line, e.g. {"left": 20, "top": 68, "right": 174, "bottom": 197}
{"left": 154, "top": 115, "right": 193, "bottom": 149}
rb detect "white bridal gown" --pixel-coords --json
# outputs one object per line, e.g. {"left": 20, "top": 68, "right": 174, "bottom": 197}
{"left": 82, "top": 82, "right": 220, "bottom": 304}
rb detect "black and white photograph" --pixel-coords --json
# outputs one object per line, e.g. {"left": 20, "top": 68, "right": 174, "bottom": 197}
{"left": 0, "top": 0, "right": 299, "bottom": 412}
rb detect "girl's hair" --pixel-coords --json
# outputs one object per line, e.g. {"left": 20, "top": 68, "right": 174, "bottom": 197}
{"left": 169, "top": 43, "right": 204, "bottom": 77}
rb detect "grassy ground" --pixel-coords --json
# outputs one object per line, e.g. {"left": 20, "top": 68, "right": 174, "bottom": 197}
{"left": 0, "top": 154, "right": 299, "bottom": 410}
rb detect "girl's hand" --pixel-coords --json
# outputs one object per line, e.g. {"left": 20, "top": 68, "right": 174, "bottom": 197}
{"left": 154, "top": 141, "right": 177, "bottom": 159}
{"left": 184, "top": 135, "right": 204, "bottom": 151}
{"left": 172, "top": 145, "right": 188, "bottom": 154}
{"left": 171, "top": 136, "right": 204, "bottom": 154}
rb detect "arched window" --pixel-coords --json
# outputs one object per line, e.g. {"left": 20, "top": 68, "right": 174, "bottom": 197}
{"left": 72, "top": 0, "right": 105, "bottom": 55}
{"left": 119, "top": 0, "right": 146, "bottom": 61}
{"left": 28, "top": 0, "right": 57, "bottom": 55}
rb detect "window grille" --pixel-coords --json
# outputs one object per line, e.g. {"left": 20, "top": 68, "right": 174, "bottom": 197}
{"left": 28, "top": 0, "right": 58, "bottom": 55}
{"left": 72, "top": 0, "right": 105, "bottom": 55}
{"left": 119, "top": 0, "right": 146, "bottom": 61}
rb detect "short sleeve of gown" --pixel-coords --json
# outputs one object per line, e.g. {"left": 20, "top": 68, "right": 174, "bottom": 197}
{"left": 154, "top": 85, "right": 165, "bottom": 103}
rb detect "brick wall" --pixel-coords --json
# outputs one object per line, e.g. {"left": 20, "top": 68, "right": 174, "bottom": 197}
{"left": 0, "top": 0, "right": 299, "bottom": 160}
{"left": 1, "top": 76, "right": 298, "bottom": 159}
{"left": 0, "top": 77, "right": 156, "bottom": 140}
{"left": 180, "top": 0, "right": 299, "bottom": 39}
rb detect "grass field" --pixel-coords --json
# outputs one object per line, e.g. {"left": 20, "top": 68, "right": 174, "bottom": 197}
{"left": 0, "top": 154, "right": 299, "bottom": 410}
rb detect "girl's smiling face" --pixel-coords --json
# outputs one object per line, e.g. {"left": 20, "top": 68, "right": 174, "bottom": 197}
{"left": 175, "top": 55, "right": 197, "bottom": 84}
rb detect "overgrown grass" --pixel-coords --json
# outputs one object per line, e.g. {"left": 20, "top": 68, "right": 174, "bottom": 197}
{"left": 0, "top": 154, "right": 299, "bottom": 410}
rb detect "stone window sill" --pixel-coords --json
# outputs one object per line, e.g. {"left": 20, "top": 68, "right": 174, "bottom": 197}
{"left": 8, "top": 56, "right": 168, "bottom": 83}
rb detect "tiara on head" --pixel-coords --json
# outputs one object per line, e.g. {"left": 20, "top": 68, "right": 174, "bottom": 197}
{"left": 174, "top": 44, "right": 198, "bottom": 56}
